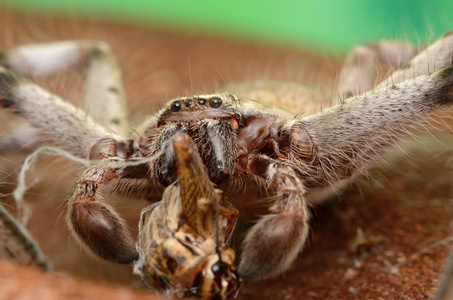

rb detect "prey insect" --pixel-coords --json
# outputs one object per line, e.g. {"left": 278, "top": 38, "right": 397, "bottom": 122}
{"left": 0, "top": 31, "right": 452, "bottom": 298}
{"left": 134, "top": 133, "right": 240, "bottom": 299}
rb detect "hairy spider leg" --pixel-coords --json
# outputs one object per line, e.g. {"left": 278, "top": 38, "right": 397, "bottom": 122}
{"left": 0, "top": 40, "right": 129, "bottom": 155}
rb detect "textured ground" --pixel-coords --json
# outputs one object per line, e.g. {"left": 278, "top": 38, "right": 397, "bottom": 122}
{"left": 0, "top": 8, "right": 452, "bottom": 300}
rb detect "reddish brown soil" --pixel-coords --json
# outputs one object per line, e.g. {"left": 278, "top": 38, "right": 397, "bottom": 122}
{"left": 0, "top": 260, "right": 164, "bottom": 300}
{"left": 0, "top": 8, "right": 452, "bottom": 300}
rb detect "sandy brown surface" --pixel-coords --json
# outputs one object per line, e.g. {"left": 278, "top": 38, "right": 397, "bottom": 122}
{"left": 0, "top": 260, "right": 164, "bottom": 300}
{"left": 0, "top": 8, "right": 452, "bottom": 300}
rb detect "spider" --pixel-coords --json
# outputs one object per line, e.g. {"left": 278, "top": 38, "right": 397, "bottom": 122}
{"left": 0, "top": 30, "right": 452, "bottom": 297}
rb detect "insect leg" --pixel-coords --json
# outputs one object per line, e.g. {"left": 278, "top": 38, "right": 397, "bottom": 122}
{"left": 238, "top": 154, "right": 309, "bottom": 280}
{"left": 337, "top": 40, "right": 417, "bottom": 100}
{"left": 0, "top": 40, "right": 128, "bottom": 134}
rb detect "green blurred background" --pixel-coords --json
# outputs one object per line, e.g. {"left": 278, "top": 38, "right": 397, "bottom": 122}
{"left": 1, "top": 0, "right": 452, "bottom": 52}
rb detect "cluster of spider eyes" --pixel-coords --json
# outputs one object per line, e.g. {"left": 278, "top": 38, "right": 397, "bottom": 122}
{"left": 170, "top": 97, "right": 222, "bottom": 112}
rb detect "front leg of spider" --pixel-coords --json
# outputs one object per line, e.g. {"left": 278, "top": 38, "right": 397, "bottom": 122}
{"left": 0, "top": 52, "right": 146, "bottom": 264}
{"left": 239, "top": 154, "right": 309, "bottom": 280}
{"left": 237, "top": 34, "right": 453, "bottom": 280}
{"left": 67, "top": 158, "right": 139, "bottom": 264}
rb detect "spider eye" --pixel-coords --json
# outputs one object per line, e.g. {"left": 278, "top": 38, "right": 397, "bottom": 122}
{"left": 210, "top": 97, "right": 222, "bottom": 108}
{"left": 185, "top": 100, "right": 192, "bottom": 107}
{"left": 197, "top": 98, "right": 207, "bottom": 105}
{"left": 171, "top": 101, "right": 182, "bottom": 112}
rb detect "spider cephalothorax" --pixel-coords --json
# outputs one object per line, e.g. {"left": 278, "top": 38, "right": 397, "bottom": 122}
{"left": 148, "top": 93, "right": 242, "bottom": 185}
{"left": 0, "top": 33, "right": 452, "bottom": 299}
{"left": 146, "top": 92, "right": 316, "bottom": 190}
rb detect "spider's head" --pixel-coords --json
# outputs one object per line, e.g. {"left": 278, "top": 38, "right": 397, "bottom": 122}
{"left": 149, "top": 93, "right": 242, "bottom": 186}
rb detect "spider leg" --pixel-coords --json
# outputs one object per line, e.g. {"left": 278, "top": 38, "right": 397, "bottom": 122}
{"left": 336, "top": 40, "right": 417, "bottom": 100}
{"left": 0, "top": 67, "right": 129, "bottom": 159}
{"left": 0, "top": 40, "right": 128, "bottom": 134}
{"left": 338, "top": 32, "right": 453, "bottom": 100}
{"left": 238, "top": 154, "right": 309, "bottom": 280}
{"left": 377, "top": 31, "right": 453, "bottom": 87}
{"left": 0, "top": 124, "right": 41, "bottom": 155}
{"left": 296, "top": 66, "right": 453, "bottom": 191}
{"left": 67, "top": 157, "right": 144, "bottom": 264}
{"left": 307, "top": 33, "right": 453, "bottom": 203}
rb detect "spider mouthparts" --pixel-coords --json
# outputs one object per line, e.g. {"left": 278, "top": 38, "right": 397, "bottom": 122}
{"left": 230, "top": 117, "right": 239, "bottom": 130}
